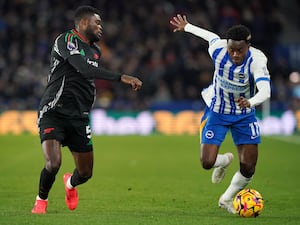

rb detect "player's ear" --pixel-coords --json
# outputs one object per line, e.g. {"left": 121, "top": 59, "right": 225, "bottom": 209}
{"left": 79, "top": 17, "right": 89, "bottom": 29}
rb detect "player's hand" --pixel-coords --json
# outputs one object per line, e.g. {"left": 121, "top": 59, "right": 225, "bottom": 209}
{"left": 121, "top": 74, "right": 143, "bottom": 91}
{"left": 237, "top": 96, "right": 251, "bottom": 109}
{"left": 170, "top": 14, "right": 188, "bottom": 32}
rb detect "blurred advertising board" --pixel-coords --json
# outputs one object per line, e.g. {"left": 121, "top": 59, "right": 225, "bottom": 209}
{"left": 0, "top": 109, "right": 298, "bottom": 135}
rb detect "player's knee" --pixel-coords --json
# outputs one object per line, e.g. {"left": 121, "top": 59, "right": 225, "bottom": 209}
{"left": 45, "top": 160, "right": 61, "bottom": 174}
{"left": 201, "top": 158, "right": 214, "bottom": 170}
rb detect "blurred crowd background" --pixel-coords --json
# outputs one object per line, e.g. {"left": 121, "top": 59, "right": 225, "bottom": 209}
{"left": 0, "top": 0, "right": 300, "bottom": 112}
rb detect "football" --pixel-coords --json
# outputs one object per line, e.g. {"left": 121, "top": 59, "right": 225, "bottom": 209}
{"left": 233, "top": 188, "right": 264, "bottom": 217}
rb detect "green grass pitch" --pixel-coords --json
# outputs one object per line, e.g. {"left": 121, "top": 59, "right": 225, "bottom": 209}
{"left": 0, "top": 134, "right": 299, "bottom": 225}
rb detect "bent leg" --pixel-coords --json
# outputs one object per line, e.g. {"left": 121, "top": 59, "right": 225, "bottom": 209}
{"left": 62, "top": 151, "right": 93, "bottom": 211}
{"left": 200, "top": 143, "right": 219, "bottom": 169}
{"left": 220, "top": 144, "right": 258, "bottom": 201}
{"left": 70, "top": 151, "right": 94, "bottom": 187}
{"left": 201, "top": 143, "right": 232, "bottom": 169}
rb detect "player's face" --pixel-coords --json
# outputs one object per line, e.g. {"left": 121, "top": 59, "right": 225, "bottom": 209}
{"left": 227, "top": 39, "right": 250, "bottom": 65}
{"left": 85, "top": 14, "right": 102, "bottom": 43}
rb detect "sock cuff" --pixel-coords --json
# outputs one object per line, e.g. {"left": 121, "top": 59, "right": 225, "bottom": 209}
{"left": 66, "top": 176, "right": 74, "bottom": 189}
{"left": 36, "top": 195, "right": 48, "bottom": 201}
{"left": 236, "top": 170, "right": 252, "bottom": 182}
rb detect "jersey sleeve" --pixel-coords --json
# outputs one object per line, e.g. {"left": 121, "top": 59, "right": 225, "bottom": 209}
{"left": 184, "top": 23, "right": 220, "bottom": 43}
{"left": 248, "top": 52, "right": 271, "bottom": 106}
{"left": 208, "top": 39, "right": 226, "bottom": 58}
{"left": 251, "top": 53, "right": 270, "bottom": 83}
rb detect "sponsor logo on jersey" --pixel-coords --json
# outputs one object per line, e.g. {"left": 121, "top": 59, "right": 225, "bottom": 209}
{"left": 87, "top": 58, "right": 98, "bottom": 67}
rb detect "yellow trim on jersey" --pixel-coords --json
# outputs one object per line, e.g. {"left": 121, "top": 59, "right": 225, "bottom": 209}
{"left": 199, "top": 117, "right": 208, "bottom": 144}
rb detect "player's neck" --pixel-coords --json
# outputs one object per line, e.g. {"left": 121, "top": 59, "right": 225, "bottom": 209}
{"left": 72, "top": 29, "right": 89, "bottom": 44}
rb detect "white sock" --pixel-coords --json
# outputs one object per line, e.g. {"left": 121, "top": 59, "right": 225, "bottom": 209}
{"left": 213, "top": 154, "right": 230, "bottom": 168}
{"left": 221, "top": 170, "right": 251, "bottom": 200}
{"left": 36, "top": 195, "right": 48, "bottom": 201}
{"left": 66, "top": 176, "right": 74, "bottom": 189}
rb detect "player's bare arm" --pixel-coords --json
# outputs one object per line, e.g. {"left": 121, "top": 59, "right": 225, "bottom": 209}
{"left": 170, "top": 14, "right": 188, "bottom": 32}
{"left": 121, "top": 74, "right": 143, "bottom": 91}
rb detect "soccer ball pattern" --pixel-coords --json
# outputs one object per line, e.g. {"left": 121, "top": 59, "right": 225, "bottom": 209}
{"left": 233, "top": 188, "right": 264, "bottom": 217}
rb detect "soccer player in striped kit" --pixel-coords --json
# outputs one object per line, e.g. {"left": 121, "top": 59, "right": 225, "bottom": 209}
{"left": 170, "top": 14, "right": 270, "bottom": 213}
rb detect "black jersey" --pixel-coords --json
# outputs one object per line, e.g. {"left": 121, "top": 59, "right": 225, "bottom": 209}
{"left": 38, "top": 29, "right": 121, "bottom": 121}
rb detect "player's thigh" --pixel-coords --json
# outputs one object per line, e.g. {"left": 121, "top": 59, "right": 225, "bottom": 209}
{"left": 66, "top": 118, "right": 94, "bottom": 176}
{"left": 65, "top": 118, "right": 93, "bottom": 153}
{"left": 42, "top": 139, "right": 62, "bottom": 165}
{"left": 38, "top": 114, "right": 65, "bottom": 143}
{"left": 200, "top": 109, "right": 228, "bottom": 146}
{"left": 199, "top": 109, "right": 227, "bottom": 166}
{"left": 231, "top": 114, "right": 261, "bottom": 145}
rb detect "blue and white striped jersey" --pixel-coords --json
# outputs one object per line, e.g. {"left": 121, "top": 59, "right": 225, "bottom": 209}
{"left": 202, "top": 39, "right": 270, "bottom": 115}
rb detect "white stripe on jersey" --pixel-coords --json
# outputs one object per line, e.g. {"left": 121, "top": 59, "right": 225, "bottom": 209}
{"left": 202, "top": 39, "right": 270, "bottom": 115}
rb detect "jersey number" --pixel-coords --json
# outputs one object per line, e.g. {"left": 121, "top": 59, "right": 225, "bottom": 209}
{"left": 249, "top": 122, "right": 259, "bottom": 139}
{"left": 86, "top": 125, "right": 92, "bottom": 139}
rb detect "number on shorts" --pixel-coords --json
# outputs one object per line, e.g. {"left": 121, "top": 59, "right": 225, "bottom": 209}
{"left": 86, "top": 125, "right": 92, "bottom": 139}
{"left": 249, "top": 122, "right": 259, "bottom": 139}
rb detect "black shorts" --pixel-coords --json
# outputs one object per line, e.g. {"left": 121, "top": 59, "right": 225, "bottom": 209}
{"left": 38, "top": 113, "right": 93, "bottom": 152}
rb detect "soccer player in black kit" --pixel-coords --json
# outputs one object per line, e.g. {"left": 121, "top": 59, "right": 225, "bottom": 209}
{"left": 31, "top": 6, "right": 142, "bottom": 214}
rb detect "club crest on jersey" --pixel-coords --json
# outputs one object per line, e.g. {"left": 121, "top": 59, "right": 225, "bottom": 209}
{"left": 43, "top": 127, "right": 55, "bottom": 134}
{"left": 205, "top": 130, "right": 214, "bottom": 139}
{"left": 238, "top": 73, "right": 245, "bottom": 79}
{"left": 93, "top": 53, "right": 99, "bottom": 59}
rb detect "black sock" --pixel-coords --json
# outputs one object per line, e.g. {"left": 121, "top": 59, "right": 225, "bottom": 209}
{"left": 38, "top": 168, "right": 57, "bottom": 200}
{"left": 70, "top": 169, "right": 91, "bottom": 187}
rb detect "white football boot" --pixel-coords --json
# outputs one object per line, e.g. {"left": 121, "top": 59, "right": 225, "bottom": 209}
{"left": 212, "top": 153, "right": 234, "bottom": 184}
{"left": 218, "top": 194, "right": 236, "bottom": 214}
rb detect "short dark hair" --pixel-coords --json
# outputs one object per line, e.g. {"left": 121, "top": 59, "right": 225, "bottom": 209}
{"left": 226, "top": 25, "right": 251, "bottom": 43}
{"left": 74, "top": 6, "right": 100, "bottom": 25}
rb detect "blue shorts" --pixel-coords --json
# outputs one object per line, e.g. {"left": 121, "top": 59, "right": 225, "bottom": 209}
{"left": 199, "top": 107, "right": 261, "bottom": 146}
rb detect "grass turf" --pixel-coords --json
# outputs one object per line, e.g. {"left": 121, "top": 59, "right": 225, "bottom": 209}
{"left": 0, "top": 134, "right": 299, "bottom": 225}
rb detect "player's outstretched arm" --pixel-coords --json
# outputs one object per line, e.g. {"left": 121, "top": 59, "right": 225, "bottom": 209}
{"left": 170, "top": 14, "right": 220, "bottom": 42}
{"left": 170, "top": 14, "right": 189, "bottom": 32}
{"left": 120, "top": 74, "right": 143, "bottom": 91}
